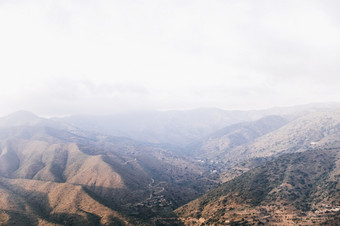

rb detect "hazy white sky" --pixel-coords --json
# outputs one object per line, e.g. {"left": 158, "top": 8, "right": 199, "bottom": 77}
{"left": 0, "top": 0, "right": 340, "bottom": 116}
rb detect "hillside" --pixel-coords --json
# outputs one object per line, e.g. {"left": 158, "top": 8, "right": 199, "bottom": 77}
{"left": 194, "top": 109, "right": 340, "bottom": 182}
{"left": 222, "top": 110, "right": 340, "bottom": 163}
{"left": 0, "top": 112, "right": 215, "bottom": 225}
{"left": 187, "top": 115, "right": 288, "bottom": 159}
{"left": 176, "top": 149, "right": 340, "bottom": 225}
{"left": 0, "top": 177, "right": 136, "bottom": 225}
{"left": 2, "top": 108, "right": 340, "bottom": 225}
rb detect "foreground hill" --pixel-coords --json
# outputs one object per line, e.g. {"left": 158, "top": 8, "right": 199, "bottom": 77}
{"left": 176, "top": 149, "right": 340, "bottom": 225}
{"left": 0, "top": 177, "right": 134, "bottom": 225}
{"left": 0, "top": 112, "right": 215, "bottom": 225}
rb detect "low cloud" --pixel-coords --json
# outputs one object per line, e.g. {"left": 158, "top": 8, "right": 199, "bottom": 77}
{"left": 0, "top": 0, "right": 339, "bottom": 115}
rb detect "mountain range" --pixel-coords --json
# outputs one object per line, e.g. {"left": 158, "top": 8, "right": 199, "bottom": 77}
{"left": 0, "top": 103, "right": 339, "bottom": 225}
{"left": 0, "top": 111, "right": 216, "bottom": 225}
{"left": 56, "top": 102, "right": 340, "bottom": 146}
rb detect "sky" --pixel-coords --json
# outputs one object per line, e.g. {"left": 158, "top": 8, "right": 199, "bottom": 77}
{"left": 0, "top": 0, "right": 340, "bottom": 116}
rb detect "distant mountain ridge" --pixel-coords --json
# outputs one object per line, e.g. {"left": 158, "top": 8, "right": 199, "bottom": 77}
{"left": 55, "top": 108, "right": 263, "bottom": 147}
{"left": 224, "top": 109, "right": 340, "bottom": 162}
{"left": 54, "top": 102, "right": 340, "bottom": 146}
{"left": 0, "top": 110, "right": 41, "bottom": 127}
{"left": 187, "top": 115, "right": 289, "bottom": 159}
{"left": 1, "top": 104, "right": 340, "bottom": 225}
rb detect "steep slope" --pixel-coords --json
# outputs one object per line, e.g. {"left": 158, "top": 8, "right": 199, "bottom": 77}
{"left": 2, "top": 107, "right": 340, "bottom": 225}
{"left": 0, "top": 113, "right": 215, "bottom": 225}
{"left": 0, "top": 177, "right": 135, "bottom": 225}
{"left": 176, "top": 149, "right": 340, "bottom": 225}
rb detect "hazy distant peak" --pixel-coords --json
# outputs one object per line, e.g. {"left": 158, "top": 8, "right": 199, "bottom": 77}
{"left": 5, "top": 110, "right": 39, "bottom": 119}
{"left": 0, "top": 110, "right": 42, "bottom": 128}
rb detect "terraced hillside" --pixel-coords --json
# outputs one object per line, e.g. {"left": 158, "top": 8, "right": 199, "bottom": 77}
{"left": 176, "top": 149, "right": 340, "bottom": 225}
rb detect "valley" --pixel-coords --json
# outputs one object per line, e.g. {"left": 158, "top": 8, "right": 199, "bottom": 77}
{"left": 0, "top": 105, "right": 339, "bottom": 225}
{"left": 2, "top": 0, "right": 340, "bottom": 224}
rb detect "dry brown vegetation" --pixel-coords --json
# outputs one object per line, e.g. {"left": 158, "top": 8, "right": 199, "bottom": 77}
{"left": 0, "top": 117, "right": 215, "bottom": 225}
{"left": 2, "top": 109, "right": 340, "bottom": 225}
{"left": 176, "top": 149, "right": 340, "bottom": 225}
{"left": 0, "top": 177, "right": 133, "bottom": 225}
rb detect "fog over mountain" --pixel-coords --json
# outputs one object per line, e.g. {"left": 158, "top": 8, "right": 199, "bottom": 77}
{"left": 1, "top": 0, "right": 340, "bottom": 225}
{"left": 0, "top": 104, "right": 339, "bottom": 225}
{"left": 56, "top": 102, "right": 340, "bottom": 147}
{"left": 1, "top": 1, "right": 340, "bottom": 115}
